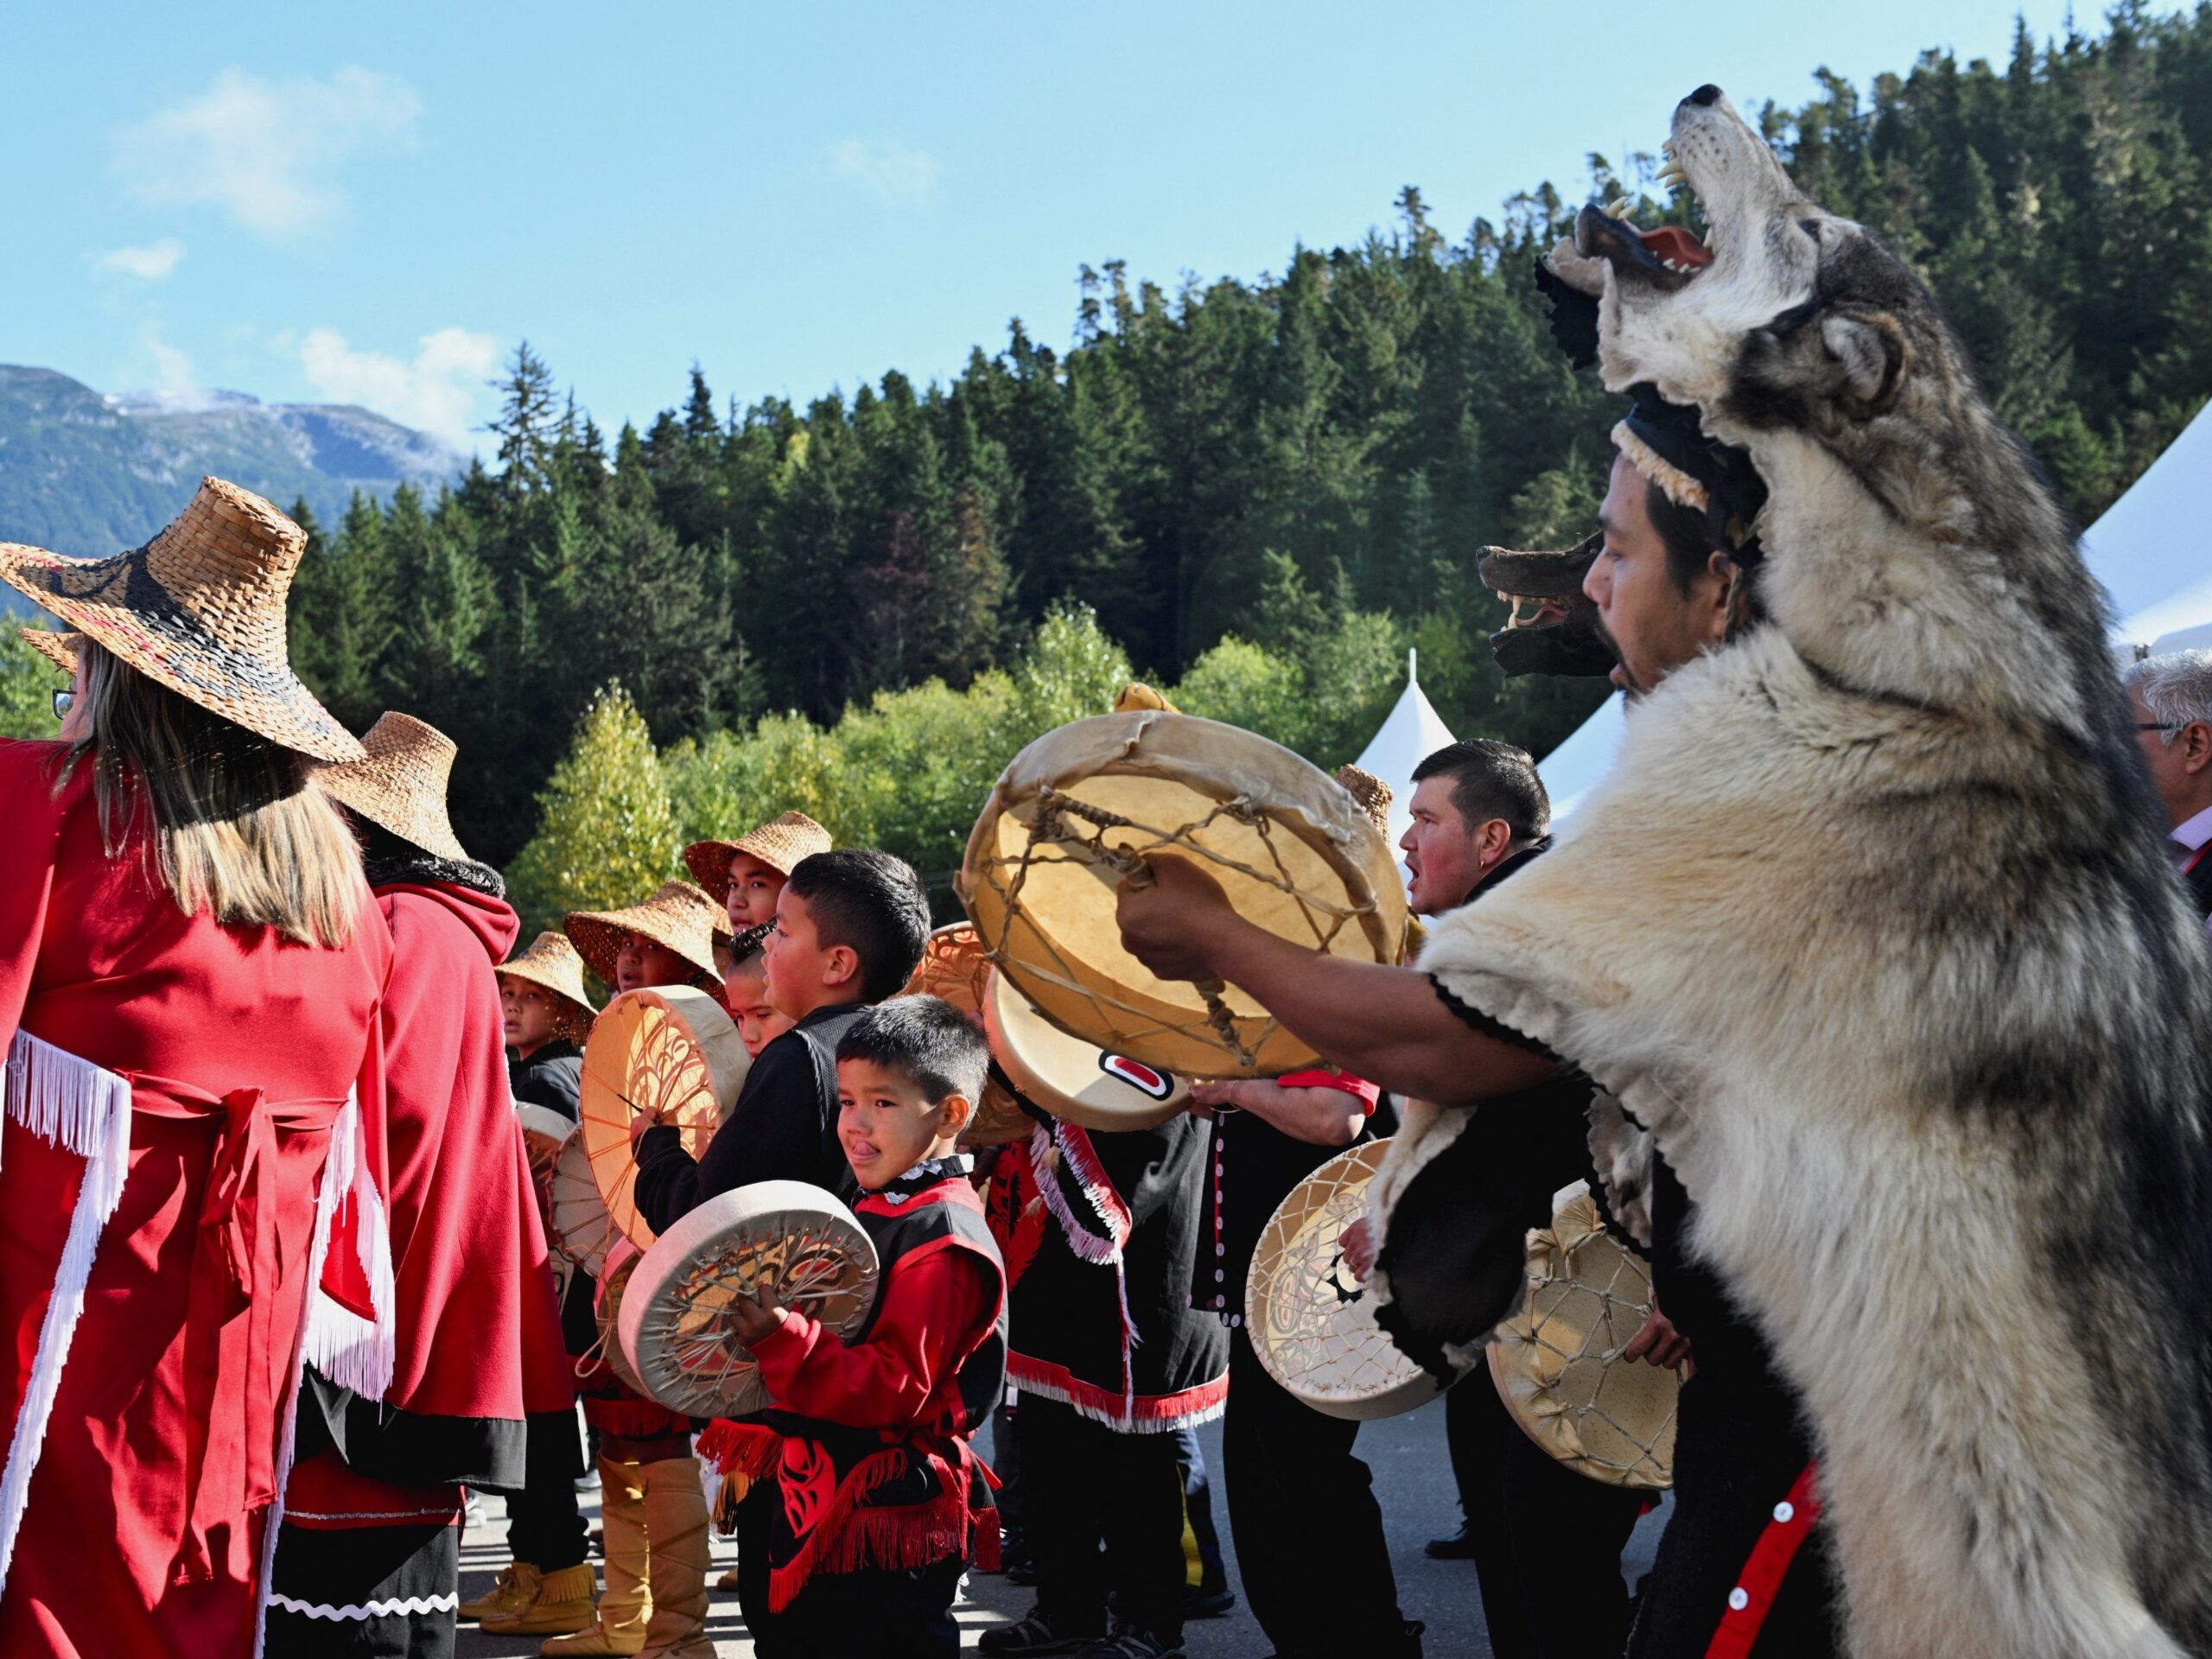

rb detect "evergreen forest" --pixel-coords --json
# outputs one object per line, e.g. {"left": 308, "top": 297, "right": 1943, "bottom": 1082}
{"left": 6, "top": 7, "right": 2210, "bottom": 931}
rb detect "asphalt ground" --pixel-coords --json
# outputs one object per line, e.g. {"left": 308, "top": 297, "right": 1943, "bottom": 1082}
{"left": 455, "top": 1395, "right": 1669, "bottom": 1657}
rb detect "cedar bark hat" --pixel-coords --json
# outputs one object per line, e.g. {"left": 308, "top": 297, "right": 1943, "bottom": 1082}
{"left": 0, "top": 477, "right": 361, "bottom": 761}
{"left": 682, "top": 811, "right": 833, "bottom": 900}
{"left": 18, "top": 628, "right": 79, "bottom": 678}
{"left": 1332, "top": 764, "right": 1393, "bottom": 836}
{"left": 497, "top": 931, "right": 600, "bottom": 1036}
{"left": 564, "top": 880, "right": 727, "bottom": 992}
{"left": 313, "top": 711, "right": 472, "bottom": 863}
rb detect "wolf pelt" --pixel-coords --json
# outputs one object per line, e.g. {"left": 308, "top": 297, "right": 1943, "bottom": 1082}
{"left": 1415, "top": 86, "right": 2212, "bottom": 1658}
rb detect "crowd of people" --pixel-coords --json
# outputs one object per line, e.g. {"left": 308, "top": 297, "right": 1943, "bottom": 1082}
{"left": 0, "top": 359, "right": 2209, "bottom": 1659}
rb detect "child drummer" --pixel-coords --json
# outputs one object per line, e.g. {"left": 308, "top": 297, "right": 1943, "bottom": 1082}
{"left": 684, "top": 810, "right": 833, "bottom": 934}
{"left": 704, "top": 996, "right": 1007, "bottom": 1656}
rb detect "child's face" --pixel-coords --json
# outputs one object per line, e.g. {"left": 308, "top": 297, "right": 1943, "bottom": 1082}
{"left": 836, "top": 1058, "right": 966, "bottom": 1189}
{"left": 725, "top": 960, "right": 794, "bottom": 1056}
{"left": 723, "top": 854, "right": 787, "bottom": 930}
{"left": 499, "top": 978, "right": 558, "bottom": 1053}
{"left": 762, "top": 886, "right": 849, "bottom": 1018}
{"left": 614, "top": 931, "right": 692, "bottom": 993}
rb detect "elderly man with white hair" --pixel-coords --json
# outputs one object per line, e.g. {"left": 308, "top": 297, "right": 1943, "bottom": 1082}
{"left": 2126, "top": 648, "right": 2212, "bottom": 938}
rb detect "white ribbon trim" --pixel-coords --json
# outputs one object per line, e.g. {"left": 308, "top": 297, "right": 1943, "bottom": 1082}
{"left": 0, "top": 1031, "right": 135, "bottom": 1594}
{"left": 267, "top": 1591, "right": 459, "bottom": 1621}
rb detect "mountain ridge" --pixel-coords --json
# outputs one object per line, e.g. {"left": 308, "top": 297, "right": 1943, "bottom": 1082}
{"left": 0, "top": 364, "right": 467, "bottom": 572}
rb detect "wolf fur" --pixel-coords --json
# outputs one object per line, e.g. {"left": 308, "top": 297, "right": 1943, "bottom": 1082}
{"left": 1415, "top": 86, "right": 2212, "bottom": 1657}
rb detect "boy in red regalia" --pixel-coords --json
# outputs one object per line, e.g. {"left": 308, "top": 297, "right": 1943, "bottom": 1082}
{"left": 702, "top": 995, "right": 1007, "bottom": 1656}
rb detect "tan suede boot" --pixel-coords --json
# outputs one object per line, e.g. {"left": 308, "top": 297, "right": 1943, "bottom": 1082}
{"left": 637, "top": 1457, "right": 715, "bottom": 1659}
{"left": 525, "top": 1459, "right": 652, "bottom": 1655}
{"left": 478, "top": 1560, "right": 598, "bottom": 1637}
{"left": 459, "top": 1560, "right": 541, "bottom": 1621}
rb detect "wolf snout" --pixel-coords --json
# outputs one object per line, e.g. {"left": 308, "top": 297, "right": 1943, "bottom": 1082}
{"left": 1684, "top": 83, "right": 1725, "bottom": 108}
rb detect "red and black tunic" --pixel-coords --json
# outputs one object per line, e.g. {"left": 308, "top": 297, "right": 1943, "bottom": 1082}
{"left": 702, "top": 1176, "right": 1006, "bottom": 1613}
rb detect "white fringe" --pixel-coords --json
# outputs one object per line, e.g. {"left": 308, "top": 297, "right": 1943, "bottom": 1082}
{"left": 268, "top": 1591, "right": 458, "bottom": 1622}
{"left": 0, "top": 1032, "right": 134, "bottom": 1593}
{"left": 298, "top": 1092, "right": 397, "bottom": 1402}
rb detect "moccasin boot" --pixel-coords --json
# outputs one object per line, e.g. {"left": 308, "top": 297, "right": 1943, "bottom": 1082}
{"left": 520, "top": 1459, "right": 651, "bottom": 1653}
{"left": 459, "top": 1560, "right": 541, "bottom": 1621}
{"left": 637, "top": 1457, "right": 715, "bottom": 1659}
{"left": 480, "top": 1560, "right": 601, "bottom": 1639}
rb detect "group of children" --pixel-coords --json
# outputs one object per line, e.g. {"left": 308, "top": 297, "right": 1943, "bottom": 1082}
{"left": 471, "top": 768, "right": 1408, "bottom": 1659}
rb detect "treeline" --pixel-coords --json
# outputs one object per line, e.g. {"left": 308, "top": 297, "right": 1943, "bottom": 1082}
{"left": 6, "top": 8, "right": 2209, "bottom": 874}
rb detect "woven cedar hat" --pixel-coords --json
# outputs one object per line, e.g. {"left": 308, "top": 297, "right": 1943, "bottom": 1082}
{"left": 565, "top": 880, "right": 726, "bottom": 993}
{"left": 497, "top": 931, "right": 600, "bottom": 1034}
{"left": 1333, "top": 764, "right": 1393, "bottom": 836}
{"left": 682, "top": 811, "right": 832, "bottom": 901}
{"left": 314, "top": 711, "right": 470, "bottom": 862}
{"left": 18, "top": 628, "right": 79, "bottom": 678}
{"left": 0, "top": 478, "right": 361, "bottom": 762}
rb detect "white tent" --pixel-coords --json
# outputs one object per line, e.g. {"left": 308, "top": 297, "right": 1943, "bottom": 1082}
{"left": 1534, "top": 395, "right": 2212, "bottom": 821}
{"left": 1353, "top": 649, "right": 1456, "bottom": 872}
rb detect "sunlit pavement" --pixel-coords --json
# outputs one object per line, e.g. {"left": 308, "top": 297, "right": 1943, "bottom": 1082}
{"left": 456, "top": 1398, "right": 1667, "bottom": 1657}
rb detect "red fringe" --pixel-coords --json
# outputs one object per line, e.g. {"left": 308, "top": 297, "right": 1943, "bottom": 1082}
{"left": 697, "top": 1419, "right": 784, "bottom": 1480}
{"left": 764, "top": 1446, "right": 998, "bottom": 1612}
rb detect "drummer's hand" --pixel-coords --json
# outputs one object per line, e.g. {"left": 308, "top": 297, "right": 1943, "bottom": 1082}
{"left": 626, "top": 1109, "right": 657, "bottom": 1152}
{"left": 1116, "top": 854, "right": 1234, "bottom": 982}
{"left": 1188, "top": 1080, "right": 1243, "bottom": 1119}
{"left": 728, "top": 1283, "right": 788, "bottom": 1347}
{"left": 1623, "top": 1301, "right": 1691, "bottom": 1370}
{"left": 1340, "top": 1215, "right": 1376, "bottom": 1281}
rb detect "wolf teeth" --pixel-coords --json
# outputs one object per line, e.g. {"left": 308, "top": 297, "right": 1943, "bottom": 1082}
{"left": 1702, "top": 226, "right": 1716, "bottom": 247}
{"left": 1605, "top": 196, "right": 1634, "bottom": 219}
{"left": 1657, "top": 162, "right": 1688, "bottom": 187}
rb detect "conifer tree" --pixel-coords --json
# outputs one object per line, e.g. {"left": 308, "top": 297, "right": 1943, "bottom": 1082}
{"left": 505, "top": 683, "right": 681, "bottom": 935}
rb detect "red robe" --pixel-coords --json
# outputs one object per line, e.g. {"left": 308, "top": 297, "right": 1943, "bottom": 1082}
{"left": 282, "top": 881, "right": 576, "bottom": 1531}
{"left": 0, "top": 738, "right": 393, "bottom": 1658}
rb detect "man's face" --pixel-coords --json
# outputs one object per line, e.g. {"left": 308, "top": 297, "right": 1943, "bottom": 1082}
{"left": 723, "top": 854, "right": 786, "bottom": 931}
{"left": 1400, "top": 776, "right": 1498, "bottom": 916}
{"left": 1585, "top": 454, "right": 1732, "bottom": 696}
{"left": 2130, "top": 686, "right": 2212, "bottom": 829}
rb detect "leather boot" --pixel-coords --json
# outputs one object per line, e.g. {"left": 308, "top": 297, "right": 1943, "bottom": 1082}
{"left": 531, "top": 1459, "right": 652, "bottom": 1655}
{"left": 459, "top": 1560, "right": 541, "bottom": 1621}
{"left": 637, "top": 1457, "right": 714, "bottom": 1659}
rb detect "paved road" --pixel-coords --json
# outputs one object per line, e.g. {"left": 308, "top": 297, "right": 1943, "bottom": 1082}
{"left": 456, "top": 1395, "right": 1668, "bottom": 1656}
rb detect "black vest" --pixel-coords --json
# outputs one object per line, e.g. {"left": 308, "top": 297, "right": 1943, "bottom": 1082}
{"left": 2185, "top": 849, "right": 2212, "bottom": 921}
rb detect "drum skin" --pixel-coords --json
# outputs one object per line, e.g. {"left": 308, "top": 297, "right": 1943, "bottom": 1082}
{"left": 595, "top": 1236, "right": 652, "bottom": 1395}
{"left": 1246, "top": 1139, "right": 1446, "bottom": 1421}
{"left": 984, "top": 967, "right": 1190, "bottom": 1133}
{"left": 581, "top": 987, "right": 749, "bottom": 1250}
{"left": 617, "top": 1180, "right": 880, "bottom": 1419}
{"left": 1486, "top": 1190, "right": 1677, "bottom": 1491}
{"left": 550, "top": 1128, "right": 621, "bottom": 1280}
{"left": 899, "top": 924, "right": 1035, "bottom": 1147}
{"left": 960, "top": 711, "right": 1406, "bottom": 1079}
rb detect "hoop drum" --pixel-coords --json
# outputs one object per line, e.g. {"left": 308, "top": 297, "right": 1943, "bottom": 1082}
{"left": 594, "top": 1237, "right": 652, "bottom": 1396}
{"left": 549, "top": 1129, "right": 621, "bottom": 1280}
{"left": 985, "top": 968, "right": 1190, "bottom": 1132}
{"left": 617, "top": 1180, "right": 880, "bottom": 1419}
{"left": 899, "top": 925, "right": 1033, "bottom": 1147}
{"left": 580, "top": 987, "right": 749, "bottom": 1250}
{"left": 1486, "top": 1191, "right": 1677, "bottom": 1490}
{"left": 959, "top": 711, "right": 1405, "bottom": 1079}
{"left": 1247, "top": 1140, "right": 1445, "bottom": 1421}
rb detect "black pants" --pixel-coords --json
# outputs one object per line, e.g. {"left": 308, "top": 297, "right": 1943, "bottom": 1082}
{"left": 1168, "top": 1423, "right": 1226, "bottom": 1590}
{"left": 266, "top": 1519, "right": 459, "bottom": 1659}
{"left": 1018, "top": 1394, "right": 1188, "bottom": 1643}
{"left": 502, "top": 1478, "right": 590, "bottom": 1573}
{"left": 1447, "top": 1373, "right": 1647, "bottom": 1659}
{"left": 1224, "top": 1329, "right": 1412, "bottom": 1656}
{"left": 775, "top": 1558, "right": 965, "bottom": 1656}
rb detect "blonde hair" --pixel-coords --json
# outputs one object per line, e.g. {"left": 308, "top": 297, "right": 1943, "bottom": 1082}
{"left": 63, "top": 641, "right": 362, "bottom": 947}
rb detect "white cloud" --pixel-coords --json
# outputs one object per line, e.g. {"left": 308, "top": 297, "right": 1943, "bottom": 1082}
{"left": 825, "top": 138, "right": 938, "bottom": 202}
{"left": 97, "top": 238, "right": 185, "bottom": 280}
{"left": 290, "top": 325, "right": 497, "bottom": 442}
{"left": 139, "top": 327, "right": 211, "bottom": 409}
{"left": 113, "top": 66, "right": 422, "bottom": 241}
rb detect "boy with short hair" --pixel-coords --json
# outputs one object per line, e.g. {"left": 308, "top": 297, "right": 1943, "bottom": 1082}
{"left": 702, "top": 996, "right": 1007, "bottom": 1656}
{"left": 633, "top": 848, "right": 932, "bottom": 1224}
{"left": 721, "top": 922, "right": 794, "bottom": 1057}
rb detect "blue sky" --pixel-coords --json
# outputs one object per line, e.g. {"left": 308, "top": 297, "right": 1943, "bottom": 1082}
{"left": 4, "top": 0, "right": 2082, "bottom": 452}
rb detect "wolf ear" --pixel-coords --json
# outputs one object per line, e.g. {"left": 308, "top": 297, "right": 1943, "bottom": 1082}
{"left": 1820, "top": 311, "right": 1907, "bottom": 413}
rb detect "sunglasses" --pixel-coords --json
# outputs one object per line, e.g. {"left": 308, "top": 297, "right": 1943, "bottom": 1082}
{"left": 51, "top": 689, "right": 73, "bottom": 721}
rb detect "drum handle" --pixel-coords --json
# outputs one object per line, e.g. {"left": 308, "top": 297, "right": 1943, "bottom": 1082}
{"left": 1116, "top": 860, "right": 1247, "bottom": 1065}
